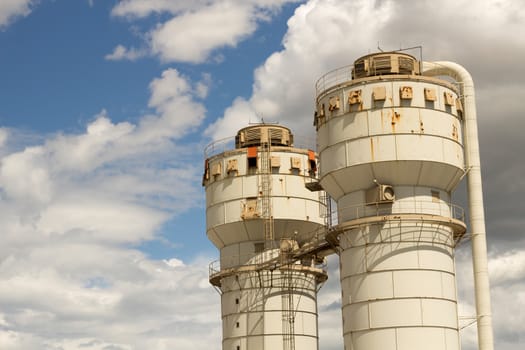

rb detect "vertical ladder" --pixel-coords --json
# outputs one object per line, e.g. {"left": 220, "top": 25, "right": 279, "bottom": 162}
{"left": 259, "top": 130, "right": 274, "bottom": 350}
{"left": 259, "top": 137, "right": 274, "bottom": 248}
{"left": 280, "top": 251, "right": 295, "bottom": 350}
{"left": 321, "top": 192, "right": 333, "bottom": 228}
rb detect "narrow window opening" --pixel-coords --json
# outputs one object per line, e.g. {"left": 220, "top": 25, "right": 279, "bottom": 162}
{"left": 247, "top": 147, "right": 258, "bottom": 175}
{"left": 308, "top": 150, "right": 317, "bottom": 176}
{"left": 248, "top": 157, "right": 257, "bottom": 168}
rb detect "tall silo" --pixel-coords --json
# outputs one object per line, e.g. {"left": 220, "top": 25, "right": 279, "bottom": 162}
{"left": 314, "top": 52, "right": 493, "bottom": 350}
{"left": 203, "top": 124, "right": 328, "bottom": 350}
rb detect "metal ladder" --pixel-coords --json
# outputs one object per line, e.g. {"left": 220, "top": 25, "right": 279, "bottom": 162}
{"left": 259, "top": 139, "right": 274, "bottom": 247}
{"left": 258, "top": 130, "right": 297, "bottom": 350}
{"left": 281, "top": 262, "right": 295, "bottom": 350}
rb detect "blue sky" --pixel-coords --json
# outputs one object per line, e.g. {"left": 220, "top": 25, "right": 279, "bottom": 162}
{"left": 0, "top": 0, "right": 296, "bottom": 262}
{"left": 0, "top": 1, "right": 291, "bottom": 133}
{"left": 1, "top": 1, "right": 525, "bottom": 349}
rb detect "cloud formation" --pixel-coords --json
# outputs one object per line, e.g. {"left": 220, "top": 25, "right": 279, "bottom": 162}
{"left": 104, "top": 44, "right": 146, "bottom": 61}
{"left": 2, "top": 0, "right": 524, "bottom": 349}
{"left": 0, "top": 67, "right": 209, "bottom": 243}
{"left": 0, "top": 0, "right": 34, "bottom": 28}
{"left": 107, "top": 0, "right": 301, "bottom": 63}
{"left": 0, "top": 69, "right": 216, "bottom": 349}
{"left": 0, "top": 128, "right": 7, "bottom": 148}
{"left": 207, "top": 0, "right": 525, "bottom": 140}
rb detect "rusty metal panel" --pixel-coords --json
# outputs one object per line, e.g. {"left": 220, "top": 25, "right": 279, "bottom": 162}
{"left": 348, "top": 89, "right": 362, "bottom": 105}
{"left": 328, "top": 95, "right": 341, "bottom": 111}
{"left": 400, "top": 85, "right": 413, "bottom": 99}
{"left": 424, "top": 87, "right": 437, "bottom": 101}
{"left": 247, "top": 146, "right": 257, "bottom": 158}
{"left": 372, "top": 86, "right": 387, "bottom": 101}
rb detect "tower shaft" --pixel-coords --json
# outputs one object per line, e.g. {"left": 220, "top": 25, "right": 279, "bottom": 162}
{"left": 204, "top": 125, "right": 328, "bottom": 350}
{"left": 315, "top": 52, "right": 473, "bottom": 350}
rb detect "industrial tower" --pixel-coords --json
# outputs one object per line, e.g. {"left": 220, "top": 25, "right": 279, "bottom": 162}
{"left": 315, "top": 52, "right": 493, "bottom": 350}
{"left": 203, "top": 125, "right": 329, "bottom": 350}
{"left": 203, "top": 51, "right": 494, "bottom": 350}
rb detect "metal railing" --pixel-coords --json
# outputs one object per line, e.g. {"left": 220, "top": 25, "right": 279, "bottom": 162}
{"left": 327, "top": 199, "right": 465, "bottom": 227}
{"left": 204, "top": 136, "right": 236, "bottom": 159}
{"left": 314, "top": 60, "right": 462, "bottom": 98}
{"left": 209, "top": 246, "right": 328, "bottom": 279}
{"left": 315, "top": 64, "right": 354, "bottom": 97}
{"left": 203, "top": 134, "right": 317, "bottom": 159}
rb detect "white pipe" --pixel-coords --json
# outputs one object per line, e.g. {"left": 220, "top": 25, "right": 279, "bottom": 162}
{"left": 422, "top": 61, "right": 494, "bottom": 350}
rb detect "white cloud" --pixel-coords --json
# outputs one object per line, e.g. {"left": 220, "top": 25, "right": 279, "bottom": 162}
{"left": 3, "top": 0, "right": 524, "bottom": 349}
{"left": 0, "top": 0, "right": 34, "bottom": 28}
{"left": 205, "top": 97, "right": 256, "bottom": 140}
{"left": 111, "top": 0, "right": 297, "bottom": 18}
{"left": 489, "top": 250, "right": 525, "bottom": 285}
{"left": 0, "top": 245, "right": 220, "bottom": 349}
{"left": 208, "top": 0, "right": 395, "bottom": 139}
{"left": 37, "top": 198, "right": 167, "bottom": 243}
{"left": 150, "top": 2, "right": 257, "bottom": 63}
{"left": 0, "top": 146, "right": 53, "bottom": 204}
{"left": 109, "top": 0, "right": 301, "bottom": 63}
{"left": 456, "top": 248, "right": 525, "bottom": 350}
{"left": 209, "top": 0, "right": 525, "bottom": 140}
{"left": 141, "top": 68, "right": 207, "bottom": 138}
{"left": 105, "top": 44, "right": 146, "bottom": 61}
{"left": 0, "top": 69, "right": 206, "bottom": 244}
{"left": 163, "top": 257, "right": 185, "bottom": 268}
{"left": 0, "top": 128, "right": 7, "bottom": 148}
{"left": 0, "top": 68, "right": 215, "bottom": 348}
{"left": 111, "top": 0, "right": 209, "bottom": 18}
{"left": 195, "top": 73, "right": 212, "bottom": 99}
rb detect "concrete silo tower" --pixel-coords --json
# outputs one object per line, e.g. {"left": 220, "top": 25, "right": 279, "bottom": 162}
{"left": 203, "top": 124, "right": 328, "bottom": 350}
{"left": 314, "top": 52, "right": 493, "bottom": 350}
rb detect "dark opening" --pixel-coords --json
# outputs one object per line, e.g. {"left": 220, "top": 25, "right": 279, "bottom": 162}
{"left": 248, "top": 156, "right": 257, "bottom": 168}
{"left": 309, "top": 159, "right": 317, "bottom": 172}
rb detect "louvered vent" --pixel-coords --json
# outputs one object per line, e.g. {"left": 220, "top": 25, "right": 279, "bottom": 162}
{"left": 399, "top": 56, "right": 416, "bottom": 75}
{"left": 269, "top": 128, "right": 282, "bottom": 141}
{"left": 245, "top": 128, "right": 261, "bottom": 144}
{"left": 352, "top": 52, "right": 420, "bottom": 79}
{"left": 372, "top": 55, "right": 392, "bottom": 75}
{"left": 235, "top": 125, "right": 293, "bottom": 148}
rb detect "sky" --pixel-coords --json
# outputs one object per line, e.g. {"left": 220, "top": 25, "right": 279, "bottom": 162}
{"left": 0, "top": 0, "right": 524, "bottom": 349}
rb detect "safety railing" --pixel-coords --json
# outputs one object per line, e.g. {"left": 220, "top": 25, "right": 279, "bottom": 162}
{"left": 315, "top": 64, "right": 354, "bottom": 97}
{"left": 204, "top": 134, "right": 317, "bottom": 159}
{"left": 204, "top": 136, "right": 236, "bottom": 159}
{"left": 326, "top": 200, "right": 464, "bottom": 228}
{"left": 209, "top": 245, "right": 328, "bottom": 279}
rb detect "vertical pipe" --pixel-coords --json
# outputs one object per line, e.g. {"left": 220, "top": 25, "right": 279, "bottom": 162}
{"left": 423, "top": 61, "right": 494, "bottom": 350}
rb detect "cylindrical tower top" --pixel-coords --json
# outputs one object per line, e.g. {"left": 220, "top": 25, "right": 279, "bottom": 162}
{"left": 235, "top": 124, "right": 294, "bottom": 148}
{"left": 352, "top": 52, "right": 420, "bottom": 79}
